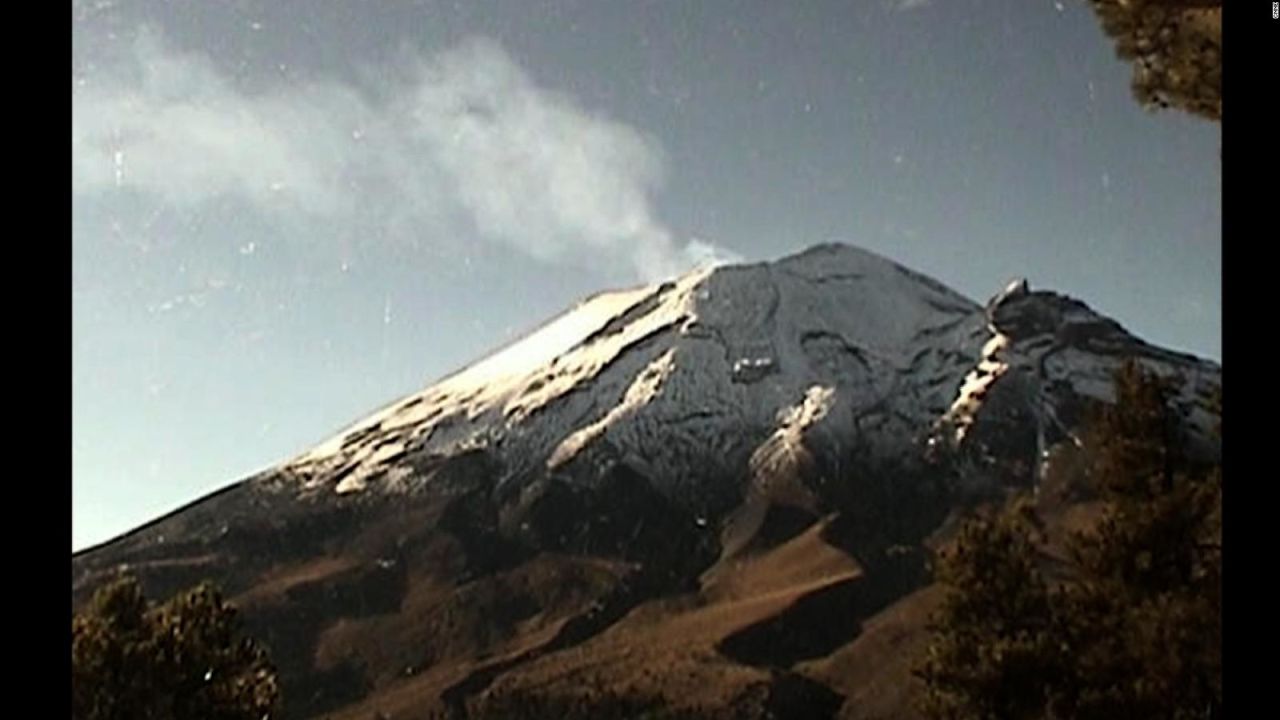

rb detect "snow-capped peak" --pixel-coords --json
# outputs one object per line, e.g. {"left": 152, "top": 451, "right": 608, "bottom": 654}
{"left": 279, "top": 243, "right": 1218, "bottom": 506}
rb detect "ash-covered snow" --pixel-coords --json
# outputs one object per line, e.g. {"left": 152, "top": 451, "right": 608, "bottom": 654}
{"left": 277, "top": 243, "right": 1219, "bottom": 506}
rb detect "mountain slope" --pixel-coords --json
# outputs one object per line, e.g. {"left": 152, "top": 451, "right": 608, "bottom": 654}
{"left": 71, "top": 243, "right": 1220, "bottom": 720}
{"left": 280, "top": 243, "right": 986, "bottom": 504}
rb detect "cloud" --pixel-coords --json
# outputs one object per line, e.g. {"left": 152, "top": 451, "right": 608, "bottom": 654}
{"left": 72, "top": 28, "right": 731, "bottom": 281}
{"left": 895, "top": 0, "right": 932, "bottom": 10}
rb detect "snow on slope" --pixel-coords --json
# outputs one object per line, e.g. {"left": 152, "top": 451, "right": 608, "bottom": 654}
{"left": 940, "top": 331, "right": 1010, "bottom": 443}
{"left": 748, "top": 384, "right": 837, "bottom": 495}
{"left": 299, "top": 280, "right": 672, "bottom": 463}
{"left": 280, "top": 244, "right": 990, "bottom": 501}
{"left": 938, "top": 278, "right": 1025, "bottom": 443}
{"left": 932, "top": 277, "right": 1221, "bottom": 481}
{"left": 547, "top": 348, "right": 678, "bottom": 469}
{"left": 278, "top": 243, "right": 1218, "bottom": 505}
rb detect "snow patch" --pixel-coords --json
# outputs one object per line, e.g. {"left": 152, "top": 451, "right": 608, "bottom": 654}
{"left": 750, "top": 385, "right": 837, "bottom": 481}
{"left": 780, "top": 385, "right": 837, "bottom": 430}
{"left": 940, "top": 329, "right": 1010, "bottom": 442}
{"left": 334, "top": 441, "right": 405, "bottom": 494}
{"left": 295, "top": 283, "right": 665, "bottom": 464}
{"left": 547, "top": 348, "right": 678, "bottom": 468}
{"left": 990, "top": 277, "right": 1030, "bottom": 308}
{"left": 290, "top": 267, "right": 714, "bottom": 482}
{"left": 732, "top": 356, "right": 777, "bottom": 383}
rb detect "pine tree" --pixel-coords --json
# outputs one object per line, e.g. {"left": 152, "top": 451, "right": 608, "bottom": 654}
{"left": 916, "top": 360, "right": 1221, "bottom": 720}
{"left": 72, "top": 575, "right": 281, "bottom": 720}
{"left": 1084, "top": 0, "right": 1221, "bottom": 121}
{"left": 1057, "top": 361, "right": 1221, "bottom": 719}
{"left": 915, "top": 497, "right": 1066, "bottom": 720}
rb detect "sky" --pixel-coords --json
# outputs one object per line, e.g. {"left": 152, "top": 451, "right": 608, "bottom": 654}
{"left": 72, "top": 0, "right": 1221, "bottom": 552}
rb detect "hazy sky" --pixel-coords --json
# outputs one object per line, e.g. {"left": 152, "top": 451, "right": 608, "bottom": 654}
{"left": 72, "top": 0, "right": 1221, "bottom": 551}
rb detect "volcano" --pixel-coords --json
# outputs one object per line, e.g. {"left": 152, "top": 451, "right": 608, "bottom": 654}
{"left": 72, "top": 243, "right": 1221, "bottom": 720}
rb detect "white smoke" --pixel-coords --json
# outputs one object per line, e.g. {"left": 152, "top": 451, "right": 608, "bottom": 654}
{"left": 72, "top": 28, "right": 734, "bottom": 281}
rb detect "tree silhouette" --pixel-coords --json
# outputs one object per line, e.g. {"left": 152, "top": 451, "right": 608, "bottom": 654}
{"left": 1056, "top": 361, "right": 1221, "bottom": 718}
{"left": 72, "top": 575, "right": 281, "bottom": 720}
{"left": 1084, "top": 0, "right": 1221, "bottom": 121}
{"left": 916, "top": 360, "right": 1221, "bottom": 719}
{"left": 915, "top": 497, "right": 1067, "bottom": 720}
